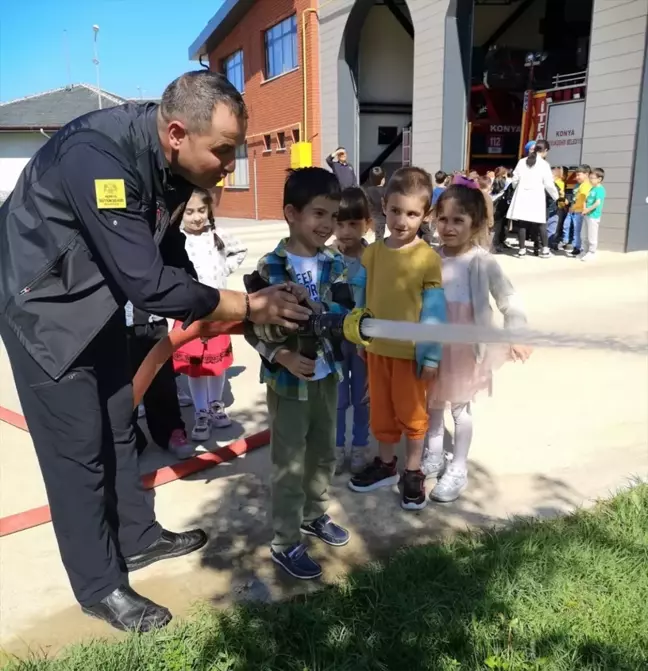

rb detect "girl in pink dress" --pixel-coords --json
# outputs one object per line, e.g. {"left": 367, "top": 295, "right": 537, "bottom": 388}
{"left": 172, "top": 188, "right": 247, "bottom": 442}
{"left": 423, "top": 185, "right": 531, "bottom": 502}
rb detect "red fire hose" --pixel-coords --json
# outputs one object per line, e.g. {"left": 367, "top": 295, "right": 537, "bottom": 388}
{"left": 0, "top": 319, "right": 269, "bottom": 538}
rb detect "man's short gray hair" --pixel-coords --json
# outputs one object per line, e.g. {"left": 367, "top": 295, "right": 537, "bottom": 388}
{"left": 160, "top": 70, "right": 247, "bottom": 133}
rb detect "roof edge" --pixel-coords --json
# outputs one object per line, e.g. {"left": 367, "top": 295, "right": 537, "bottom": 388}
{"left": 188, "top": 0, "right": 246, "bottom": 61}
{"left": 0, "top": 126, "right": 63, "bottom": 132}
{"left": 0, "top": 83, "right": 127, "bottom": 108}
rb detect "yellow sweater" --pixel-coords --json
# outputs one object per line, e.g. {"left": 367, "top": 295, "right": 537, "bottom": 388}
{"left": 362, "top": 239, "right": 443, "bottom": 360}
{"left": 573, "top": 181, "right": 592, "bottom": 213}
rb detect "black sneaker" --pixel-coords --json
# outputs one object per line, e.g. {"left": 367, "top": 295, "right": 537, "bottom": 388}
{"left": 271, "top": 543, "right": 322, "bottom": 580}
{"left": 348, "top": 457, "right": 399, "bottom": 493}
{"left": 570, "top": 248, "right": 581, "bottom": 257}
{"left": 401, "top": 469, "right": 427, "bottom": 511}
{"left": 301, "top": 514, "right": 350, "bottom": 547}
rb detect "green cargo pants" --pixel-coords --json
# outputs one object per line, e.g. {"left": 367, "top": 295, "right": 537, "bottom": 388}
{"left": 267, "top": 374, "right": 338, "bottom": 552}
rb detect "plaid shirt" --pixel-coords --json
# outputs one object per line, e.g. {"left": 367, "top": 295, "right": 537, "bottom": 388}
{"left": 245, "top": 239, "right": 348, "bottom": 401}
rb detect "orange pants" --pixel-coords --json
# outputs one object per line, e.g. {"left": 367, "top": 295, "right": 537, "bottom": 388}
{"left": 367, "top": 353, "right": 428, "bottom": 443}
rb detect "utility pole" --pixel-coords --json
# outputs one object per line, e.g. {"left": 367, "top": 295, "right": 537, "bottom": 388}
{"left": 92, "top": 25, "right": 102, "bottom": 109}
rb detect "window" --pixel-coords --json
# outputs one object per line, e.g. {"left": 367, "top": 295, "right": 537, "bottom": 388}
{"left": 292, "top": 128, "right": 300, "bottom": 143}
{"left": 226, "top": 143, "right": 249, "bottom": 188}
{"left": 265, "top": 15, "right": 298, "bottom": 79}
{"left": 263, "top": 134, "right": 272, "bottom": 152}
{"left": 277, "top": 131, "right": 286, "bottom": 151}
{"left": 224, "top": 50, "right": 244, "bottom": 93}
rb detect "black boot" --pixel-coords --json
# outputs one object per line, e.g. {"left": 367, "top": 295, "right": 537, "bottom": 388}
{"left": 82, "top": 585, "right": 171, "bottom": 632}
{"left": 125, "top": 528, "right": 208, "bottom": 572}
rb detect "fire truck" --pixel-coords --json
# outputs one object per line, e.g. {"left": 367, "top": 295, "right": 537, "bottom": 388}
{"left": 468, "top": 84, "right": 523, "bottom": 173}
{"left": 519, "top": 70, "right": 588, "bottom": 188}
{"left": 468, "top": 70, "right": 588, "bottom": 186}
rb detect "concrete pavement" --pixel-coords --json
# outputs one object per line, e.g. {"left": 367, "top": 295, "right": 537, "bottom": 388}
{"left": 1, "top": 221, "right": 647, "bottom": 658}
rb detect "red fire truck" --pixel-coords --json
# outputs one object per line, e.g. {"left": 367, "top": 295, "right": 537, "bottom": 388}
{"left": 468, "top": 84, "right": 522, "bottom": 173}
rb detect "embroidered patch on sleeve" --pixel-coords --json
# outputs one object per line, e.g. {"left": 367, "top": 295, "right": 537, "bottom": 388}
{"left": 95, "top": 179, "right": 127, "bottom": 209}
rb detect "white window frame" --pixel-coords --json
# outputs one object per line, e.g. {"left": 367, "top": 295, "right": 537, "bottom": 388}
{"left": 264, "top": 15, "right": 298, "bottom": 80}
{"left": 226, "top": 143, "right": 249, "bottom": 188}
{"left": 224, "top": 49, "right": 244, "bottom": 93}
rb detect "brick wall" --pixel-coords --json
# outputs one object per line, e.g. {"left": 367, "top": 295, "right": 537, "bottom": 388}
{"left": 208, "top": 0, "right": 320, "bottom": 220}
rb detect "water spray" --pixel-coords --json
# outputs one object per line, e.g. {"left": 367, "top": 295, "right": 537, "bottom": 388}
{"left": 134, "top": 307, "right": 646, "bottom": 406}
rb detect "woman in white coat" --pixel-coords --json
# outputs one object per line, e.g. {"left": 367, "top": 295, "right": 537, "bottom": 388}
{"left": 507, "top": 139, "right": 559, "bottom": 258}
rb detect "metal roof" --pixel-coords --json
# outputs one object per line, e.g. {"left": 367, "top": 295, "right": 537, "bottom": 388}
{"left": 0, "top": 84, "right": 128, "bottom": 130}
{"left": 188, "top": 0, "right": 256, "bottom": 61}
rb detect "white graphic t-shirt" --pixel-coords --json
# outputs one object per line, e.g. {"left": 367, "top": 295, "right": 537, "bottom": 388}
{"left": 286, "top": 251, "right": 330, "bottom": 381}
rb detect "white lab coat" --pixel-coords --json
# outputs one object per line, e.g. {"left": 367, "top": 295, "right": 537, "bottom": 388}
{"left": 506, "top": 155, "right": 559, "bottom": 224}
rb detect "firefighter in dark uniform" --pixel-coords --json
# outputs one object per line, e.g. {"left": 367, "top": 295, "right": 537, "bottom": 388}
{"left": 0, "top": 71, "right": 309, "bottom": 632}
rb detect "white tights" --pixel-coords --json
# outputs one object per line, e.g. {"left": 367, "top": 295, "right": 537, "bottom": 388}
{"left": 426, "top": 403, "right": 473, "bottom": 470}
{"left": 187, "top": 375, "right": 226, "bottom": 412}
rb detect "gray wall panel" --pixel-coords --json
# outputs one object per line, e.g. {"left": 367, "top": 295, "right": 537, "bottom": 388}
{"left": 582, "top": 0, "right": 648, "bottom": 251}
{"left": 319, "top": 0, "right": 451, "bottom": 177}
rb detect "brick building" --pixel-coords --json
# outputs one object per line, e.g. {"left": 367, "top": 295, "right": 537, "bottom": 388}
{"left": 189, "top": 0, "right": 321, "bottom": 220}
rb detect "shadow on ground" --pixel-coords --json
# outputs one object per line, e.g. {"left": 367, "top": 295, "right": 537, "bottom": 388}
{"left": 185, "top": 425, "right": 589, "bottom": 614}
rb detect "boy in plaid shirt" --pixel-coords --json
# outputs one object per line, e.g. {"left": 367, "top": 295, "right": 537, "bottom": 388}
{"left": 245, "top": 168, "right": 351, "bottom": 580}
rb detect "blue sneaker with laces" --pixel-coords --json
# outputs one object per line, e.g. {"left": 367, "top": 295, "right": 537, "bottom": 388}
{"left": 271, "top": 543, "right": 322, "bottom": 580}
{"left": 300, "top": 514, "right": 350, "bottom": 547}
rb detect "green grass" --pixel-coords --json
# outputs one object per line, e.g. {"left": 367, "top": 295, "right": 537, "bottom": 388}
{"left": 5, "top": 485, "right": 648, "bottom": 671}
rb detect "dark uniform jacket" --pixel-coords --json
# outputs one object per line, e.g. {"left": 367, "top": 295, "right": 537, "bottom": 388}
{"left": 0, "top": 103, "right": 220, "bottom": 380}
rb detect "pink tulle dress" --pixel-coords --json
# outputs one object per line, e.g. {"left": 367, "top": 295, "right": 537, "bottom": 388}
{"left": 428, "top": 246, "right": 510, "bottom": 408}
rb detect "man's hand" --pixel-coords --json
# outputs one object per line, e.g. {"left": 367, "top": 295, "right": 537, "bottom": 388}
{"left": 284, "top": 282, "right": 324, "bottom": 314}
{"left": 248, "top": 285, "right": 311, "bottom": 330}
{"left": 510, "top": 345, "right": 532, "bottom": 362}
{"left": 420, "top": 365, "right": 438, "bottom": 382}
{"left": 275, "top": 349, "right": 316, "bottom": 380}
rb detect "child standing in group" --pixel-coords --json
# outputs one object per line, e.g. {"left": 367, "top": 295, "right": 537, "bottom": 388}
{"left": 432, "top": 171, "right": 448, "bottom": 206}
{"left": 330, "top": 188, "right": 370, "bottom": 475}
{"left": 364, "top": 167, "right": 386, "bottom": 241}
{"left": 245, "top": 168, "right": 351, "bottom": 580}
{"left": 172, "top": 188, "right": 247, "bottom": 442}
{"left": 580, "top": 168, "right": 606, "bottom": 262}
{"left": 348, "top": 167, "right": 446, "bottom": 510}
{"left": 422, "top": 185, "right": 530, "bottom": 502}
{"left": 547, "top": 165, "right": 565, "bottom": 248}
{"left": 561, "top": 165, "right": 591, "bottom": 256}
{"left": 478, "top": 176, "right": 495, "bottom": 232}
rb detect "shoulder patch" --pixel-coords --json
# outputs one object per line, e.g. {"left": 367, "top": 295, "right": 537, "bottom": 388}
{"left": 95, "top": 179, "right": 127, "bottom": 209}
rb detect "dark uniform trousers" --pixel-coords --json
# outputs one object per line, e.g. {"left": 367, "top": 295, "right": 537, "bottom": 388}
{"left": 126, "top": 319, "right": 185, "bottom": 452}
{"left": 0, "top": 313, "right": 161, "bottom": 607}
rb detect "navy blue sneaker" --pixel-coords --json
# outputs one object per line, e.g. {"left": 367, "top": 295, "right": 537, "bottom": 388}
{"left": 271, "top": 544, "right": 322, "bottom": 580}
{"left": 300, "top": 514, "right": 350, "bottom": 547}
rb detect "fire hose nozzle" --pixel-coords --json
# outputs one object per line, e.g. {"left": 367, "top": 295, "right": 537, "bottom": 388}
{"left": 300, "top": 307, "right": 373, "bottom": 347}
{"left": 342, "top": 307, "right": 373, "bottom": 346}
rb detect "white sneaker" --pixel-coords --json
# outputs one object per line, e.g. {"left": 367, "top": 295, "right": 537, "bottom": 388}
{"left": 539, "top": 247, "right": 552, "bottom": 258}
{"left": 421, "top": 449, "right": 445, "bottom": 478}
{"left": 430, "top": 463, "right": 468, "bottom": 502}
{"left": 516, "top": 248, "right": 527, "bottom": 257}
{"left": 177, "top": 389, "right": 193, "bottom": 407}
{"left": 209, "top": 401, "right": 232, "bottom": 428}
{"left": 191, "top": 410, "right": 212, "bottom": 442}
{"left": 581, "top": 252, "right": 596, "bottom": 262}
{"left": 168, "top": 429, "right": 195, "bottom": 460}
